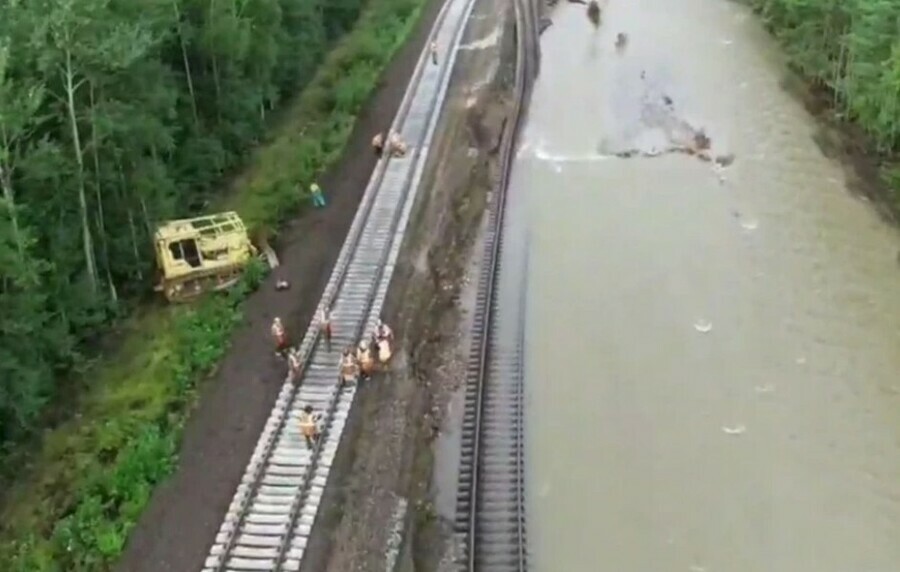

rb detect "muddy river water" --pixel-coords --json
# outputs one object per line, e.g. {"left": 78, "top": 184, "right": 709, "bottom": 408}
{"left": 518, "top": 0, "right": 900, "bottom": 571}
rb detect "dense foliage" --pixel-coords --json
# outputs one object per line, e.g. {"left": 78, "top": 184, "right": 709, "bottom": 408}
{"left": 1, "top": 263, "right": 257, "bottom": 570}
{"left": 0, "top": 0, "right": 428, "bottom": 566}
{"left": 746, "top": 0, "right": 900, "bottom": 155}
{"left": 0, "top": 0, "right": 367, "bottom": 448}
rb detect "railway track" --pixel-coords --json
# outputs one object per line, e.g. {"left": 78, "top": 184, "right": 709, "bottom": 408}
{"left": 201, "top": 0, "right": 479, "bottom": 568}
{"left": 453, "top": 0, "right": 538, "bottom": 569}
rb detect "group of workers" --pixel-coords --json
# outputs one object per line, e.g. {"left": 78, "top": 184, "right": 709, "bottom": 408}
{"left": 294, "top": 40, "right": 441, "bottom": 214}
{"left": 271, "top": 313, "right": 395, "bottom": 449}
{"left": 369, "top": 42, "right": 442, "bottom": 159}
{"left": 339, "top": 319, "right": 394, "bottom": 385}
{"left": 371, "top": 130, "right": 408, "bottom": 158}
{"left": 279, "top": 38, "right": 441, "bottom": 451}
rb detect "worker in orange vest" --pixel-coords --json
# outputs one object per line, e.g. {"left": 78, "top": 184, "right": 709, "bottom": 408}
{"left": 339, "top": 347, "right": 360, "bottom": 386}
{"left": 375, "top": 319, "right": 394, "bottom": 367}
{"left": 298, "top": 405, "right": 321, "bottom": 449}
{"left": 317, "top": 306, "right": 332, "bottom": 352}
{"left": 372, "top": 132, "right": 385, "bottom": 158}
{"left": 357, "top": 339, "right": 375, "bottom": 380}
{"left": 271, "top": 317, "right": 288, "bottom": 357}
{"left": 287, "top": 349, "right": 303, "bottom": 382}
{"left": 388, "top": 131, "right": 407, "bottom": 157}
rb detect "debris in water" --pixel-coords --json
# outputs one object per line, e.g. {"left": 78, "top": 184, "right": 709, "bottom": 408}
{"left": 715, "top": 153, "right": 735, "bottom": 167}
{"left": 275, "top": 279, "right": 290, "bottom": 290}
{"left": 615, "top": 32, "right": 627, "bottom": 50}
{"left": 662, "top": 95, "right": 673, "bottom": 107}
{"left": 587, "top": 0, "right": 601, "bottom": 28}
{"left": 796, "top": 356, "right": 806, "bottom": 365}
{"left": 693, "top": 319, "right": 712, "bottom": 333}
{"left": 740, "top": 218, "right": 759, "bottom": 231}
{"left": 721, "top": 39, "right": 733, "bottom": 46}
{"left": 755, "top": 383, "right": 776, "bottom": 393}
{"left": 722, "top": 424, "right": 746, "bottom": 435}
{"left": 693, "top": 129, "right": 711, "bottom": 151}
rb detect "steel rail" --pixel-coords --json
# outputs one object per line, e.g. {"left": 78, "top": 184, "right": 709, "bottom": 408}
{"left": 454, "top": 0, "right": 538, "bottom": 568}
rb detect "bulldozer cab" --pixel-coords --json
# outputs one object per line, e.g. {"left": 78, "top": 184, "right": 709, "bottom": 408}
{"left": 168, "top": 238, "right": 202, "bottom": 268}
{"left": 154, "top": 211, "right": 258, "bottom": 302}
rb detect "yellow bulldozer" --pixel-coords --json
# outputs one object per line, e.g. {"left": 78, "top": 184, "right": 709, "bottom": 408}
{"left": 153, "top": 211, "right": 277, "bottom": 303}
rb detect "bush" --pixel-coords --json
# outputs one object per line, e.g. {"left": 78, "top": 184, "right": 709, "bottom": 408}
{"left": 744, "top": 0, "right": 900, "bottom": 205}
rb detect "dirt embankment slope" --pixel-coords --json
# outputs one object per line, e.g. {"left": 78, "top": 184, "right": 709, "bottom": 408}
{"left": 299, "top": 0, "right": 518, "bottom": 569}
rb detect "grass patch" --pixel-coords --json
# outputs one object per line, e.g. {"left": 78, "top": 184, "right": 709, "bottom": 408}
{"left": 0, "top": 0, "right": 430, "bottom": 567}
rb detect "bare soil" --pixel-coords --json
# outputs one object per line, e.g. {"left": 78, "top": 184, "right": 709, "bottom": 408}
{"left": 114, "top": 1, "right": 446, "bottom": 570}
{"left": 298, "top": 1, "right": 518, "bottom": 570}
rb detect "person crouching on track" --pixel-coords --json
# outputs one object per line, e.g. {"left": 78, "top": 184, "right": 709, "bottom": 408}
{"left": 339, "top": 347, "right": 360, "bottom": 386}
{"left": 298, "top": 405, "right": 321, "bottom": 449}
{"left": 388, "top": 131, "right": 407, "bottom": 157}
{"left": 271, "top": 317, "right": 288, "bottom": 358}
{"left": 357, "top": 339, "right": 375, "bottom": 380}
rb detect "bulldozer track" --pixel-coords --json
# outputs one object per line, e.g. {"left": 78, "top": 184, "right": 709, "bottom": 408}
{"left": 202, "top": 0, "right": 479, "bottom": 568}
{"left": 454, "top": 0, "right": 538, "bottom": 569}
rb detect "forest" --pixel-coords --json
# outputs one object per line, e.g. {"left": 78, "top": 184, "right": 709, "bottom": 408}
{"left": 745, "top": 0, "right": 900, "bottom": 196}
{"left": 0, "top": 0, "right": 373, "bottom": 448}
{"left": 0, "top": 0, "right": 426, "bottom": 566}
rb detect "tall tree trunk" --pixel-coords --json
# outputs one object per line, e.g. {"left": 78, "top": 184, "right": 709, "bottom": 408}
{"left": 211, "top": 53, "right": 222, "bottom": 105}
{"left": 117, "top": 160, "right": 144, "bottom": 281}
{"left": 0, "top": 126, "right": 24, "bottom": 258}
{"left": 209, "top": 0, "right": 223, "bottom": 115}
{"left": 140, "top": 196, "right": 153, "bottom": 236}
{"left": 172, "top": 0, "right": 200, "bottom": 126}
{"left": 88, "top": 83, "right": 118, "bottom": 303}
{"left": 64, "top": 50, "right": 99, "bottom": 294}
{"left": 0, "top": 166, "right": 23, "bottom": 258}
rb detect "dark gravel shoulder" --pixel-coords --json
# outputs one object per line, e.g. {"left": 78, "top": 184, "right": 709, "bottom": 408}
{"left": 115, "top": 2, "right": 443, "bottom": 570}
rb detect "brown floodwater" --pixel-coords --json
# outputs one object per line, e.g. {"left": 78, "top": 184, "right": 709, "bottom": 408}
{"left": 519, "top": 1, "right": 900, "bottom": 571}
